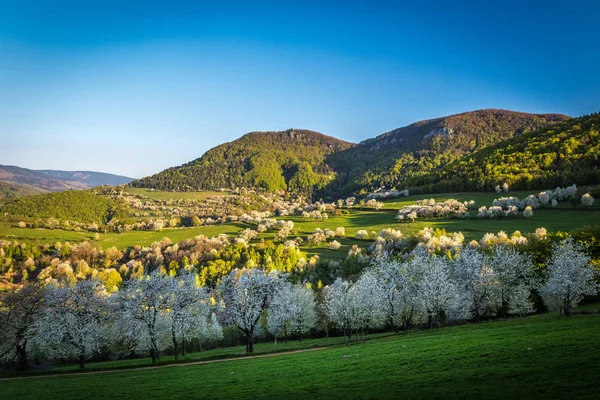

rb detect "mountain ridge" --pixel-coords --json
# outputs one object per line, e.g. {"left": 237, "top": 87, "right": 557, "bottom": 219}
{"left": 0, "top": 165, "right": 135, "bottom": 193}
{"left": 131, "top": 109, "right": 593, "bottom": 198}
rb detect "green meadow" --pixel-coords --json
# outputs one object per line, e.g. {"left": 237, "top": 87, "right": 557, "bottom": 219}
{"left": 2, "top": 310, "right": 599, "bottom": 399}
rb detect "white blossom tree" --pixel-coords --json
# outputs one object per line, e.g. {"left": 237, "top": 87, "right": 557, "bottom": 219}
{"left": 540, "top": 239, "right": 598, "bottom": 316}
{"left": 419, "top": 255, "right": 457, "bottom": 328}
{"left": 267, "top": 280, "right": 298, "bottom": 344}
{"left": 168, "top": 270, "right": 211, "bottom": 359}
{"left": 119, "top": 271, "right": 173, "bottom": 364}
{"left": 353, "top": 269, "right": 386, "bottom": 337}
{"left": 219, "top": 268, "right": 282, "bottom": 353}
{"left": 451, "top": 247, "right": 501, "bottom": 322}
{"left": 268, "top": 283, "right": 317, "bottom": 343}
{"left": 0, "top": 283, "right": 46, "bottom": 370}
{"left": 33, "top": 279, "right": 109, "bottom": 369}
{"left": 324, "top": 278, "right": 355, "bottom": 342}
{"left": 489, "top": 245, "right": 537, "bottom": 316}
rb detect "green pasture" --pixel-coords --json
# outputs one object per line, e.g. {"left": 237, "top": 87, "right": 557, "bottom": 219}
{"left": 2, "top": 310, "right": 599, "bottom": 399}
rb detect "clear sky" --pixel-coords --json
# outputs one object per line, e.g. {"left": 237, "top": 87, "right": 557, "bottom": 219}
{"left": 1, "top": 0, "right": 599, "bottom": 178}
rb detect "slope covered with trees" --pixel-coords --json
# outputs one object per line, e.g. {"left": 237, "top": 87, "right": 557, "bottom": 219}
{"left": 399, "top": 112, "right": 600, "bottom": 193}
{"left": 133, "top": 110, "right": 571, "bottom": 199}
{"left": 132, "top": 129, "right": 354, "bottom": 197}
{"left": 0, "top": 182, "right": 45, "bottom": 199}
{"left": 0, "top": 190, "right": 125, "bottom": 224}
{"left": 321, "top": 109, "right": 570, "bottom": 197}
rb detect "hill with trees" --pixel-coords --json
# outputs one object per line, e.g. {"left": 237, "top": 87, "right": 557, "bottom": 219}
{"left": 132, "top": 129, "right": 354, "bottom": 198}
{"left": 321, "top": 109, "right": 570, "bottom": 197}
{"left": 133, "top": 110, "right": 575, "bottom": 199}
{"left": 0, "top": 190, "right": 125, "bottom": 224}
{"left": 0, "top": 182, "right": 45, "bottom": 199}
{"left": 386, "top": 112, "right": 600, "bottom": 194}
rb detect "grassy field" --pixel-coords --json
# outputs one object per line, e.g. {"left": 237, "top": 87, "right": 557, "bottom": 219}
{"left": 124, "top": 188, "right": 231, "bottom": 201}
{"left": 2, "top": 311, "right": 599, "bottom": 399}
{"left": 2, "top": 205, "right": 600, "bottom": 256}
{"left": 380, "top": 190, "right": 541, "bottom": 209}
{"left": 2, "top": 187, "right": 599, "bottom": 255}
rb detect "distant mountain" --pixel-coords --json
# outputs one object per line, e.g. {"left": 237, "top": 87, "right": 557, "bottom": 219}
{"left": 38, "top": 169, "right": 134, "bottom": 187}
{"left": 0, "top": 165, "right": 134, "bottom": 193}
{"left": 132, "top": 129, "right": 354, "bottom": 197}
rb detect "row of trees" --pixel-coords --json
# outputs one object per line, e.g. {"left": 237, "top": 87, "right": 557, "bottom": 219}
{"left": 2, "top": 239, "right": 596, "bottom": 371}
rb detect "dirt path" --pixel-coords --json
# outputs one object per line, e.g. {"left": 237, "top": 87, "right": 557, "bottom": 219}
{"left": 0, "top": 347, "right": 327, "bottom": 382}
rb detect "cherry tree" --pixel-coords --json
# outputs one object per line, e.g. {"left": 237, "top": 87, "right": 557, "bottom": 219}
{"left": 266, "top": 282, "right": 317, "bottom": 343}
{"left": 489, "top": 245, "right": 537, "bottom": 316}
{"left": 33, "top": 279, "right": 109, "bottom": 369}
{"left": 119, "top": 271, "right": 173, "bottom": 364}
{"left": 324, "top": 278, "right": 355, "bottom": 342}
{"left": 168, "top": 270, "right": 212, "bottom": 359}
{"left": 290, "top": 285, "right": 317, "bottom": 340}
{"left": 418, "top": 255, "right": 456, "bottom": 328}
{"left": 267, "top": 280, "right": 298, "bottom": 344}
{"left": 353, "top": 269, "right": 386, "bottom": 337}
{"left": 451, "top": 247, "right": 501, "bottom": 322}
{"left": 540, "top": 239, "right": 598, "bottom": 316}
{"left": 0, "top": 283, "right": 46, "bottom": 370}
{"left": 219, "top": 268, "right": 283, "bottom": 353}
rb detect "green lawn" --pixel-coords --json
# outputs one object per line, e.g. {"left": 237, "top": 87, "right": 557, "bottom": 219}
{"left": 124, "top": 188, "right": 231, "bottom": 201}
{"left": 2, "top": 312, "right": 599, "bottom": 399}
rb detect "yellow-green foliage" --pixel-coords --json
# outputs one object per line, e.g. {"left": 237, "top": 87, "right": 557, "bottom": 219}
{"left": 1, "top": 190, "right": 124, "bottom": 224}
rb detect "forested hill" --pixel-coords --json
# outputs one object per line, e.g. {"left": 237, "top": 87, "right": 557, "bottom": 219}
{"left": 320, "top": 109, "right": 570, "bottom": 197}
{"left": 0, "top": 182, "right": 45, "bottom": 199}
{"left": 0, "top": 190, "right": 124, "bottom": 224}
{"left": 400, "top": 112, "right": 600, "bottom": 193}
{"left": 132, "top": 129, "right": 355, "bottom": 197}
{"left": 133, "top": 109, "right": 572, "bottom": 198}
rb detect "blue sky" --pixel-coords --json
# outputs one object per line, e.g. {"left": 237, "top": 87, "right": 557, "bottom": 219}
{"left": 1, "top": 0, "right": 599, "bottom": 178}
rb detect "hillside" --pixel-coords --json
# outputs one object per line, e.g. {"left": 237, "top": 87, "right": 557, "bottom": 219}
{"left": 132, "top": 110, "right": 570, "bottom": 199}
{"left": 403, "top": 112, "right": 600, "bottom": 193}
{"left": 132, "top": 129, "right": 355, "bottom": 197}
{"left": 0, "top": 182, "right": 46, "bottom": 199}
{"left": 0, "top": 165, "right": 134, "bottom": 192}
{"left": 0, "top": 190, "right": 125, "bottom": 224}
{"left": 321, "top": 109, "right": 570, "bottom": 197}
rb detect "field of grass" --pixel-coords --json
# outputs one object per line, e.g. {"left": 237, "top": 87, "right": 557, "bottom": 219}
{"left": 3, "top": 204, "right": 600, "bottom": 256}
{"left": 125, "top": 188, "right": 231, "bottom": 201}
{"left": 379, "top": 190, "right": 542, "bottom": 209}
{"left": 2, "top": 311, "right": 599, "bottom": 399}
{"left": 2, "top": 187, "right": 599, "bottom": 255}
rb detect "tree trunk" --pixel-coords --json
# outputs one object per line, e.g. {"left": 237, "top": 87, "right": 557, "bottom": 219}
{"left": 427, "top": 314, "right": 433, "bottom": 329}
{"left": 79, "top": 353, "right": 85, "bottom": 370}
{"left": 181, "top": 332, "right": 186, "bottom": 357}
{"left": 172, "top": 324, "right": 179, "bottom": 361}
{"left": 150, "top": 337, "right": 158, "bottom": 364}
{"left": 16, "top": 343, "right": 27, "bottom": 371}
